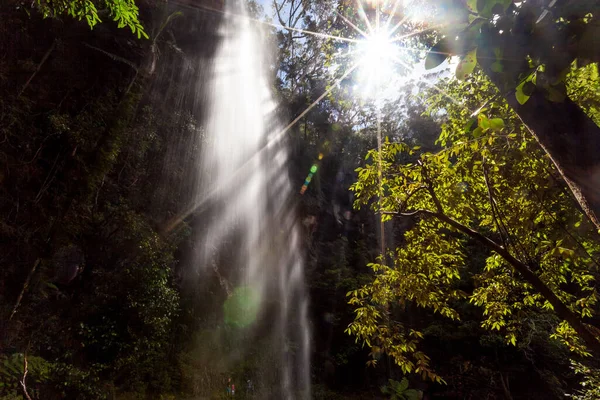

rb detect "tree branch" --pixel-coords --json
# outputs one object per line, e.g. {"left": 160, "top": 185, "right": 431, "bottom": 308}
{"left": 9, "top": 259, "right": 41, "bottom": 321}
{"left": 419, "top": 160, "right": 443, "bottom": 213}
{"left": 18, "top": 39, "right": 57, "bottom": 98}
{"left": 406, "top": 208, "right": 600, "bottom": 356}
{"left": 20, "top": 356, "right": 33, "bottom": 400}
{"left": 482, "top": 161, "right": 509, "bottom": 249}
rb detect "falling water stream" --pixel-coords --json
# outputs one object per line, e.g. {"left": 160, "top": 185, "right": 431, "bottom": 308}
{"left": 194, "top": 0, "right": 310, "bottom": 397}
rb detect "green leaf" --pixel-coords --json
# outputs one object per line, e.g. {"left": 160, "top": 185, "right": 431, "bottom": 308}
{"left": 398, "top": 377, "right": 409, "bottom": 392}
{"left": 477, "top": 114, "right": 490, "bottom": 129}
{"left": 465, "top": 117, "right": 478, "bottom": 133}
{"left": 425, "top": 38, "right": 451, "bottom": 70}
{"left": 489, "top": 118, "right": 504, "bottom": 131}
{"left": 515, "top": 80, "right": 531, "bottom": 105}
{"left": 404, "top": 389, "right": 420, "bottom": 400}
{"left": 522, "top": 81, "right": 535, "bottom": 96}
{"left": 466, "top": 0, "right": 478, "bottom": 12}
{"left": 456, "top": 48, "right": 477, "bottom": 80}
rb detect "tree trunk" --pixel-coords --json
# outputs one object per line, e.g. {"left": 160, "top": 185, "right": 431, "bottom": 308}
{"left": 477, "top": 15, "right": 600, "bottom": 231}
{"left": 502, "top": 88, "right": 600, "bottom": 231}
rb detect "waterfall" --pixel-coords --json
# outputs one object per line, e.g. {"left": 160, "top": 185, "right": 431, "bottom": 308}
{"left": 189, "top": 0, "right": 311, "bottom": 397}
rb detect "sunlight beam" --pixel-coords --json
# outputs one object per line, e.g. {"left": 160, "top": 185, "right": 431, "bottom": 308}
{"left": 356, "top": 0, "right": 374, "bottom": 34}
{"left": 384, "top": 0, "right": 403, "bottom": 31}
{"left": 335, "top": 11, "right": 370, "bottom": 39}
{"left": 275, "top": 62, "right": 361, "bottom": 139}
{"left": 390, "top": 54, "right": 464, "bottom": 107}
{"left": 388, "top": 15, "right": 410, "bottom": 37}
{"left": 212, "top": 7, "right": 362, "bottom": 44}
{"left": 390, "top": 24, "right": 442, "bottom": 42}
{"left": 265, "top": 20, "right": 361, "bottom": 43}
{"left": 165, "top": 62, "right": 361, "bottom": 233}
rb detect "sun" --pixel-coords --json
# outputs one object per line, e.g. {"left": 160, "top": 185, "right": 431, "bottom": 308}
{"left": 355, "top": 29, "right": 399, "bottom": 99}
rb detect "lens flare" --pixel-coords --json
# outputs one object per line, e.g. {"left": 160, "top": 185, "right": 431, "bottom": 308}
{"left": 223, "top": 286, "right": 260, "bottom": 328}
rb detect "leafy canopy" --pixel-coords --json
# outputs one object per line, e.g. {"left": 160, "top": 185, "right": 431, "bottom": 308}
{"left": 347, "top": 69, "right": 600, "bottom": 379}
{"left": 34, "top": 0, "right": 148, "bottom": 38}
{"left": 425, "top": 0, "right": 600, "bottom": 106}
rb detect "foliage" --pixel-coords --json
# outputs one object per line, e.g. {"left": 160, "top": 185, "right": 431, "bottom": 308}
{"left": 0, "top": 3, "right": 202, "bottom": 396}
{"left": 381, "top": 378, "right": 422, "bottom": 400}
{"left": 33, "top": 0, "right": 148, "bottom": 38}
{"left": 567, "top": 63, "right": 600, "bottom": 125}
{"left": 569, "top": 361, "right": 600, "bottom": 400}
{"left": 348, "top": 70, "right": 600, "bottom": 378}
{"left": 421, "top": 0, "right": 600, "bottom": 232}
{"left": 426, "top": 0, "right": 600, "bottom": 104}
{"left": 0, "top": 354, "right": 52, "bottom": 400}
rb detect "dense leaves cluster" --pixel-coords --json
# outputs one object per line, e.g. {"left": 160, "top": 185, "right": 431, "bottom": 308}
{"left": 348, "top": 55, "right": 600, "bottom": 395}
{"left": 33, "top": 0, "right": 148, "bottom": 38}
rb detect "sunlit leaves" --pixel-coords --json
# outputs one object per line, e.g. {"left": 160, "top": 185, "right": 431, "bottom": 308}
{"left": 456, "top": 48, "right": 477, "bottom": 80}
{"left": 516, "top": 79, "right": 532, "bottom": 105}
{"left": 551, "top": 321, "right": 593, "bottom": 357}
{"left": 567, "top": 64, "right": 600, "bottom": 125}
{"left": 34, "top": 0, "right": 148, "bottom": 38}
{"left": 466, "top": 0, "right": 478, "bottom": 13}
{"left": 348, "top": 69, "right": 600, "bottom": 377}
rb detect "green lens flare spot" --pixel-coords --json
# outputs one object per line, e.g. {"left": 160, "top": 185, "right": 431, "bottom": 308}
{"left": 310, "top": 165, "right": 318, "bottom": 174}
{"left": 223, "top": 286, "right": 260, "bottom": 328}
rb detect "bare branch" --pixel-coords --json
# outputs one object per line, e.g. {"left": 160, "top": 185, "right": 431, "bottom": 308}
{"left": 418, "top": 160, "right": 443, "bottom": 213}
{"left": 20, "top": 356, "right": 33, "bottom": 400}
{"left": 9, "top": 259, "right": 41, "bottom": 321}
{"left": 18, "top": 39, "right": 57, "bottom": 98}
{"left": 482, "top": 160, "right": 509, "bottom": 249}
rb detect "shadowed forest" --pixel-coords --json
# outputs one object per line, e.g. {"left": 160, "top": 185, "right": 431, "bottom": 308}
{"left": 1, "top": 0, "right": 600, "bottom": 399}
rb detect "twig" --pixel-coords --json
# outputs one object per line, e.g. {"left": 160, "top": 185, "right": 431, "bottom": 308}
{"left": 482, "top": 160, "right": 509, "bottom": 249}
{"left": 482, "top": 158, "right": 534, "bottom": 265}
{"left": 83, "top": 43, "right": 139, "bottom": 71}
{"left": 418, "top": 160, "right": 443, "bottom": 213}
{"left": 9, "top": 259, "right": 41, "bottom": 321}
{"left": 20, "top": 356, "right": 33, "bottom": 400}
{"left": 18, "top": 39, "right": 57, "bottom": 98}
{"left": 34, "top": 152, "right": 61, "bottom": 204}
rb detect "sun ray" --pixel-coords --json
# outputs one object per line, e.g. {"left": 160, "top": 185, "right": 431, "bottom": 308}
{"left": 376, "top": 103, "right": 385, "bottom": 256}
{"left": 356, "top": 0, "right": 374, "bottom": 34}
{"left": 384, "top": 0, "right": 403, "bottom": 31}
{"left": 390, "top": 24, "right": 443, "bottom": 42}
{"left": 165, "top": 62, "right": 361, "bottom": 233}
{"left": 216, "top": 7, "right": 361, "bottom": 44}
{"left": 396, "top": 44, "right": 427, "bottom": 54}
{"left": 388, "top": 15, "right": 410, "bottom": 37}
{"left": 265, "top": 20, "right": 361, "bottom": 43}
{"left": 275, "top": 62, "right": 361, "bottom": 139}
{"left": 335, "top": 11, "right": 369, "bottom": 39}
{"left": 390, "top": 54, "right": 464, "bottom": 107}
{"left": 375, "top": 1, "right": 380, "bottom": 32}
{"left": 337, "top": 48, "right": 363, "bottom": 60}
